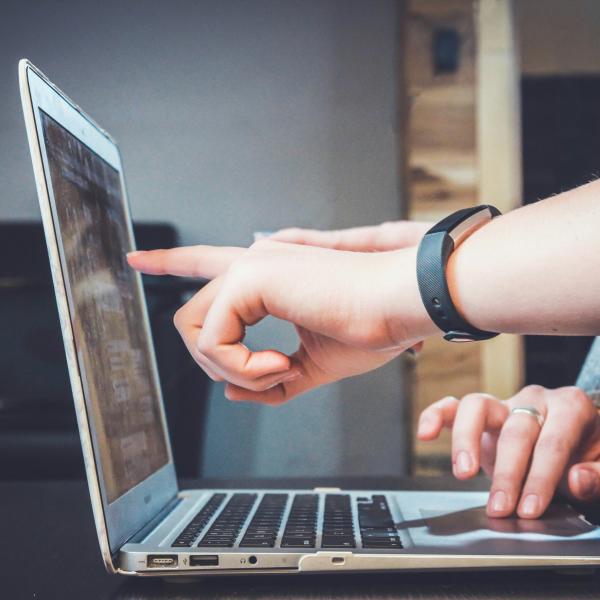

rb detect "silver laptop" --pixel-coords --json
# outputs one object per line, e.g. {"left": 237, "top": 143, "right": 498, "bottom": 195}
{"left": 19, "top": 59, "right": 600, "bottom": 577}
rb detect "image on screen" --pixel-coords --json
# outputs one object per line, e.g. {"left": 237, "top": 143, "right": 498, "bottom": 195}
{"left": 41, "top": 112, "right": 168, "bottom": 503}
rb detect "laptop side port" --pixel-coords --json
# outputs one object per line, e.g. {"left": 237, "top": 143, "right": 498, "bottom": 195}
{"left": 189, "top": 554, "right": 219, "bottom": 567}
{"left": 147, "top": 554, "right": 178, "bottom": 568}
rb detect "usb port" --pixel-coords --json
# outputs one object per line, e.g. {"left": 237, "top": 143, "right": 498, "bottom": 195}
{"left": 147, "top": 554, "right": 178, "bottom": 568}
{"left": 189, "top": 554, "right": 219, "bottom": 567}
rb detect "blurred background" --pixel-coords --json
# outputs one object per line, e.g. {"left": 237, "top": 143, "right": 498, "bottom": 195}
{"left": 0, "top": 0, "right": 597, "bottom": 483}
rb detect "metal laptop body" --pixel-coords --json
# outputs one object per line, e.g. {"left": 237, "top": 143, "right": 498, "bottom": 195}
{"left": 19, "top": 59, "right": 600, "bottom": 577}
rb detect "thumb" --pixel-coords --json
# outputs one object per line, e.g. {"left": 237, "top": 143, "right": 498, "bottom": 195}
{"left": 568, "top": 462, "right": 600, "bottom": 501}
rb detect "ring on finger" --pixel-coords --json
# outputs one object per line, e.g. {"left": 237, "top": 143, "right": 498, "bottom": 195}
{"left": 510, "top": 406, "right": 545, "bottom": 428}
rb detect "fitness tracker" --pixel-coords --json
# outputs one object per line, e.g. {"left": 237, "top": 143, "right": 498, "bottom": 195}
{"left": 416, "top": 205, "right": 501, "bottom": 342}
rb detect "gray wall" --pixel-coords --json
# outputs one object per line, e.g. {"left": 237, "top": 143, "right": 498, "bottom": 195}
{"left": 0, "top": 0, "right": 411, "bottom": 478}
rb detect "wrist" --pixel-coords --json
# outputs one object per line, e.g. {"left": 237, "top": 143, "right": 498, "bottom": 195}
{"left": 445, "top": 221, "right": 498, "bottom": 333}
{"left": 383, "top": 247, "right": 441, "bottom": 347}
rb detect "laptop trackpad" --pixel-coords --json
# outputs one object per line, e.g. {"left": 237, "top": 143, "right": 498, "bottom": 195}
{"left": 394, "top": 492, "right": 599, "bottom": 552}
{"left": 418, "top": 505, "right": 594, "bottom": 539}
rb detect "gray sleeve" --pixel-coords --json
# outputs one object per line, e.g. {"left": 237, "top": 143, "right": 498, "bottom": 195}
{"left": 576, "top": 337, "right": 600, "bottom": 405}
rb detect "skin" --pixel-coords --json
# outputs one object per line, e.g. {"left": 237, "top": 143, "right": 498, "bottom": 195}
{"left": 129, "top": 240, "right": 432, "bottom": 405}
{"left": 417, "top": 386, "right": 600, "bottom": 519}
{"left": 127, "top": 181, "right": 600, "bottom": 516}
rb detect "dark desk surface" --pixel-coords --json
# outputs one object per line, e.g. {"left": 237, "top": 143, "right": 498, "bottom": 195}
{"left": 3, "top": 477, "right": 600, "bottom": 600}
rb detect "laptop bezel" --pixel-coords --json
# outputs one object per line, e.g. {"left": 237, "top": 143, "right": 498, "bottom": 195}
{"left": 19, "top": 60, "right": 178, "bottom": 564}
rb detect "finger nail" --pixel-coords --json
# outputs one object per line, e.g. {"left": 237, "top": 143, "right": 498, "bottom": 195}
{"left": 281, "top": 370, "right": 302, "bottom": 383}
{"left": 455, "top": 451, "right": 473, "bottom": 475}
{"left": 126, "top": 251, "right": 143, "bottom": 258}
{"left": 266, "top": 371, "right": 301, "bottom": 389}
{"left": 490, "top": 490, "right": 508, "bottom": 513}
{"left": 521, "top": 494, "right": 539, "bottom": 517}
{"left": 575, "top": 468, "right": 598, "bottom": 498}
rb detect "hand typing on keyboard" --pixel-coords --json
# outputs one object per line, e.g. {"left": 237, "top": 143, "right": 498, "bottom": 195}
{"left": 417, "top": 385, "right": 600, "bottom": 519}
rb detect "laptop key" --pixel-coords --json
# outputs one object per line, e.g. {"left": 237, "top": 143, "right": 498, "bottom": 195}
{"left": 362, "top": 539, "right": 402, "bottom": 549}
{"left": 281, "top": 537, "right": 315, "bottom": 548}
{"left": 239, "top": 539, "right": 276, "bottom": 548}
{"left": 321, "top": 535, "right": 355, "bottom": 548}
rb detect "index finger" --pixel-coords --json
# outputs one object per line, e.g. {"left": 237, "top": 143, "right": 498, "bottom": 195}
{"left": 127, "top": 245, "right": 244, "bottom": 279}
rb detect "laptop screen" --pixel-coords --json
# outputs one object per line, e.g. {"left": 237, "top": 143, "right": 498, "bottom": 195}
{"left": 41, "top": 111, "right": 169, "bottom": 503}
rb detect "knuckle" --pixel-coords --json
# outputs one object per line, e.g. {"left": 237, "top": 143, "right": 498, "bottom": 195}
{"left": 561, "top": 386, "right": 593, "bottom": 414}
{"left": 195, "top": 334, "right": 214, "bottom": 358}
{"left": 250, "top": 238, "right": 275, "bottom": 252}
{"left": 286, "top": 227, "right": 304, "bottom": 237}
{"left": 460, "top": 393, "right": 490, "bottom": 409}
{"left": 438, "top": 395, "right": 460, "bottom": 409}
{"left": 522, "top": 384, "right": 546, "bottom": 397}
{"left": 377, "top": 221, "right": 396, "bottom": 238}
{"left": 226, "top": 256, "right": 256, "bottom": 284}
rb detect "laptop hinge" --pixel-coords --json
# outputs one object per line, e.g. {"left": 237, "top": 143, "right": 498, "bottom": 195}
{"left": 123, "top": 494, "right": 182, "bottom": 546}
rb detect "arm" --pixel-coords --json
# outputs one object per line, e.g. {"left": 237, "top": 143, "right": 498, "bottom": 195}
{"left": 128, "top": 181, "right": 600, "bottom": 403}
{"left": 445, "top": 180, "right": 600, "bottom": 336}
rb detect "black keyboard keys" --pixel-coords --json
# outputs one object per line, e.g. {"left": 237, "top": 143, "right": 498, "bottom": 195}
{"left": 281, "top": 494, "right": 318, "bottom": 548}
{"left": 239, "top": 493, "right": 288, "bottom": 548}
{"left": 197, "top": 493, "right": 257, "bottom": 547}
{"left": 358, "top": 495, "right": 403, "bottom": 549}
{"left": 172, "top": 493, "right": 226, "bottom": 547}
{"left": 321, "top": 494, "right": 356, "bottom": 548}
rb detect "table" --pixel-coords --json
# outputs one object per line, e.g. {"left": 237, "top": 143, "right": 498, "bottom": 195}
{"left": 2, "top": 478, "right": 600, "bottom": 599}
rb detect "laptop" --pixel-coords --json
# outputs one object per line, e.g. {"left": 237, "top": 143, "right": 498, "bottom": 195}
{"left": 19, "top": 59, "right": 600, "bottom": 577}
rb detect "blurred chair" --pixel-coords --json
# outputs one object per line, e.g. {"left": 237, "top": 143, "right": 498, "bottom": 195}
{"left": 0, "top": 221, "right": 209, "bottom": 480}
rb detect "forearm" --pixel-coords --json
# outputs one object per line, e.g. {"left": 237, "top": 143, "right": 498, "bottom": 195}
{"left": 447, "top": 180, "right": 600, "bottom": 336}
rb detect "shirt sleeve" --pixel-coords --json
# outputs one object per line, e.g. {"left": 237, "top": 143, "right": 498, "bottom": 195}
{"left": 576, "top": 337, "right": 600, "bottom": 407}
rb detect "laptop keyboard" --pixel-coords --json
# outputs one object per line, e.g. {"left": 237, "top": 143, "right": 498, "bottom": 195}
{"left": 171, "top": 492, "right": 403, "bottom": 550}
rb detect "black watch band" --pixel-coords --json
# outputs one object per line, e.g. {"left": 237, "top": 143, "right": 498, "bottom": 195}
{"left": 416, "top": 205, "right": 501, "bottom": 342}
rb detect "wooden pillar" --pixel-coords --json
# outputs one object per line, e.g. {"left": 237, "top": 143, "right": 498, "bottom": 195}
{"left": 477, "top": 0, "right": 524, "bottom": 399}
{"left": 404, "top": 0, "right": 523, "bottom": 474}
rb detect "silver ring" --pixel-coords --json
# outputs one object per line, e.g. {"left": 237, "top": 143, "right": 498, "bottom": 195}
{"left": 510, "top": 406, "right": 545, "bottom": 427}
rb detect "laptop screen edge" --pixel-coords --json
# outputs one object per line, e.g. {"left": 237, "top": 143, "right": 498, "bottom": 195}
{"left": 18, "top": 59, "right": 178, "bottom": 563}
